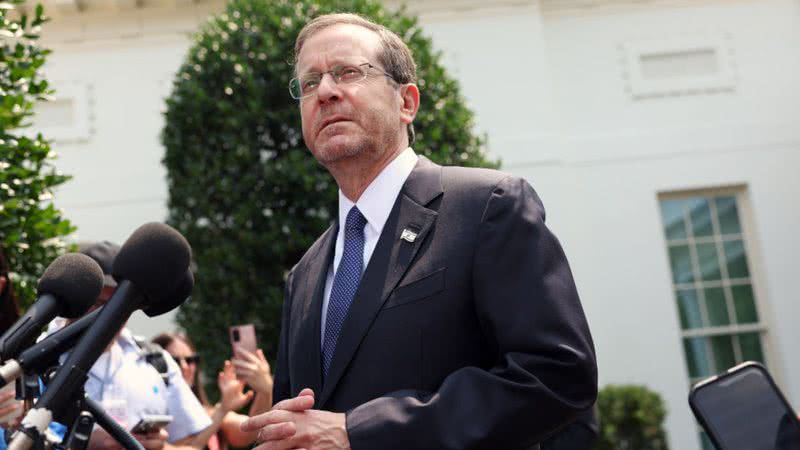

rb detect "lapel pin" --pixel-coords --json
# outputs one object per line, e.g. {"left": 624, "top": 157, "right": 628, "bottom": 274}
{"left": 400, "top": 228, "right": 418, "bottom": 243}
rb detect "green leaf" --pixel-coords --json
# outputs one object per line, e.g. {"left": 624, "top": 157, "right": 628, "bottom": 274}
{"left": 1, "top": 0, "right": 74, "bottom": 310}
{"left": 593, "top": 385, "right": 670, "bottom": 450}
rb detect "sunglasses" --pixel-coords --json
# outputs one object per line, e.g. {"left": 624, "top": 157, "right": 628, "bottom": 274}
{"left": 170, "top": 354, "right": 200, "bottom": 365}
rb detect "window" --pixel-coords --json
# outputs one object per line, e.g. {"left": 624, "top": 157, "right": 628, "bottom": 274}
{"left": 29, "top": 81, "right": 93, "bottom": 143}
{"left": 659, "top": 189, "right": 767, "bottom": 450}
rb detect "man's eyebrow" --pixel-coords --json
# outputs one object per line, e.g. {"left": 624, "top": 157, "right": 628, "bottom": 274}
{"left": 298, "top": 57, "right": 365, "bottom": 74}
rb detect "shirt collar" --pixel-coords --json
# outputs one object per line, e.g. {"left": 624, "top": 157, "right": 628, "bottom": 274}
{"left": 116, "top": 327, "right": 139, "bottom": 351}
{"left": 337, "top": 147, "right": 418, "bottom": 236}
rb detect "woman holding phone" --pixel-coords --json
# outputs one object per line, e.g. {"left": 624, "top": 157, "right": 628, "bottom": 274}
{"left": 151, "top": 333, "right": 272, "bottom": 450}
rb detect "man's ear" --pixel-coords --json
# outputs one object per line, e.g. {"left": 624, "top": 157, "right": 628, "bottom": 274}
{"left": 0, "top": 275, "right": 6, "bottom": 295}
{"left": 399, "top": 83, "right": 420, "bottom": 126}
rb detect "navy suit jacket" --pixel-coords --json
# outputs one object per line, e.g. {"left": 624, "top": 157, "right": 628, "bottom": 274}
{"left": 273, "top": 156, "right": 597, "bottom": 449}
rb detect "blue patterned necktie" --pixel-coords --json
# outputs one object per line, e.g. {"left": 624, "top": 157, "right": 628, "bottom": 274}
{"left": 322, "top": 206, "right": 367, "bottom": 380}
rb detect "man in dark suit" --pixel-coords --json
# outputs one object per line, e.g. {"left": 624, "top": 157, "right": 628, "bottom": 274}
{"left": 241, "top": 13, "right": 597, "bottom": 450}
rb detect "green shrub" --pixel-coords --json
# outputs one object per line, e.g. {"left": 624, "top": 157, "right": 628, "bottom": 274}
{"left": 1, "top": 0, "right": 75, "bottom": 308}
{"left": 594, "top": 384, "right": 670, "bottom": 450}
{"left": 162, "top": 0, "right": 497, "bottom": 388}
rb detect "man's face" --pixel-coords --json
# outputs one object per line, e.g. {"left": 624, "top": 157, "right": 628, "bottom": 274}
{"left": 296, "top": 24, "right": 403, "bottom": 166}
{"left": 92, "top": 285, "right": 116, "bottom": 312}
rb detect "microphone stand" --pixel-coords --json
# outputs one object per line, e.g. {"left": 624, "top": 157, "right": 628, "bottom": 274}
{"left": 60, "top": 411, "right": 94, "bottom": 450}
{"left": 15, "top": 374, "right": 40, "bottom": 415}
{"left": 3, "top": 375, "right": 42, "bottom": 450}
{"left": 7, "top": 332, "right": 145, "bottom": 450}
{"left": 80, "top": 397, "right": 142, "bottom": 450}
{"left": 10, "top": 382, "right": 144, "bottom": 450}
{"left": 7, "top": 282, "right": 147, "bottom": 450}
{"left": 57, "top": 395, "right": 144, "bottom": 450}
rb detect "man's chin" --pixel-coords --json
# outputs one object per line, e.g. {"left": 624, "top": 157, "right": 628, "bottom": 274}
{"left": 312, "top": 140, "right": 366, "bottom": 164}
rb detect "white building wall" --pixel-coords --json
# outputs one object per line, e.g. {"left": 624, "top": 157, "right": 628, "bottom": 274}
{"left": 420, "top": 1, "right": 800, "bottom": 448}
{"left": 38, "top": 5, "right": 222, "bottom": 336}
{"left": 537, "top": 7, "right": 800, "bottom": 450}
{"left": 31, "top": 0, "right": 800, "bottom": 447}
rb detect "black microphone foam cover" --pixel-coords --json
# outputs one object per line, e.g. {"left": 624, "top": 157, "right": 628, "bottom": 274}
{"left": 37, "top": 253, "right": 105, "bottom": 319}
{"left": 143, "top": 268, "right": 194, "bottom": 317}
{"left": 112, "top": 222, "right": 192, "bottom": 303}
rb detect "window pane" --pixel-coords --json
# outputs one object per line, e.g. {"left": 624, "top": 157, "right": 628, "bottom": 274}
{"left": 677, "top": 289, "right": 703, "bottom": 329}
{"left": 669, "top": 245, "right": 694, "bottom": 284}
{"left": 696, "top": 243, "right": 721, "bottom": 281}
{"left": 704, "top": 287, "right": 730, "bottom": 326}
{"left": 739, "top": 332, "right": 764, "bottom": 364}
{"left": 660, "top": 199, "right": 688, "bottom": 240}
{"left": 684, "top": 337, "right": 712, "bottom": 378}
{"left": 715, "top": 196, "right": 741, "bottom": 235}
{"left": 689, "top": 197, "right": 714, "bottom": 237}
{"left": 711, "top": 335, "right": 736, "bottom": 372}
{"left": 724, "top": 240, "right": 750, "bottom": 279}
{"left": 731, "top": 284, "right": 759, "bottom": 323}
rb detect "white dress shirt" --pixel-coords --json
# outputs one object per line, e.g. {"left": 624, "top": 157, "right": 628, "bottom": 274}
{"left": 320, "top": 147, "right": 419, "bottom": 344}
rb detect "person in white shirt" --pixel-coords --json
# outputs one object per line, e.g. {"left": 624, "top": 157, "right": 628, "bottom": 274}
{"left": 62, "top": 241, "right": 211, "bottom": 450}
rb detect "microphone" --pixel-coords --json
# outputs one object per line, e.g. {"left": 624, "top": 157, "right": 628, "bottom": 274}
{"left": 149, "top": 267, "right": 194, "bottom": 316}
{"left": 0, "top": 253, "right": 104, "bottom": 362}
{"left": 0, "top": 266, "right": 195, "bottom": 390}
{"left": 8, "top": 223, "right": 192, "bottom": 450}
{"left": 0, "top": 308, "right": 102, "bottom": 388}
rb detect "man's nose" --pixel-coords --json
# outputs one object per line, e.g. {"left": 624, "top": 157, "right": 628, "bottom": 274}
{"left": 316, "top": 73, "right": 340, "bottom": 102}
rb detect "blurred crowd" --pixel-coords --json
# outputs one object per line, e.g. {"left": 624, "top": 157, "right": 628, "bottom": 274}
{"left": 0, "top": 243, "right": 274, "bottom": 450}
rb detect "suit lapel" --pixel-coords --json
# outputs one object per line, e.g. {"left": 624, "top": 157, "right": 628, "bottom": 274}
{"left": 319, "top": 157, "right": 443, "bottom": 406}
{"left": 291, "top": 223, "right": 337, "bottom": 400}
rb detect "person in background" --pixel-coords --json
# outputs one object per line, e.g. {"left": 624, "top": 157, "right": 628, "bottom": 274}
{"left": 0, "top": 248, "right": 23, "bottom": 450}
{"left": 151, "top": 333, "right": 272, "bottom": 450}
{"left": 62, "top": 241, "right": 211, "bottom": 450}
{"left": 0, "top": 248, "right": 21, "bottom": 334}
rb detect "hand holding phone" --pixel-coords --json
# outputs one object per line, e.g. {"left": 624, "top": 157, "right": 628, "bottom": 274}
{"left": 130, "top": 414, "right": 173, "bottom": 434}
{"left": 689, "top": 361, "right": 800, "bottom": 450}
{"left": 229, "top": 324, "right": 257, "bottom": 355}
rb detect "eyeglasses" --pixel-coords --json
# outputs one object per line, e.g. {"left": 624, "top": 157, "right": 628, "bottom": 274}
{"left": 289, "top": 62, "right": 395, "bottom": 100}
{"left": 170, "top": 354, "right": 200, "bottom": 365}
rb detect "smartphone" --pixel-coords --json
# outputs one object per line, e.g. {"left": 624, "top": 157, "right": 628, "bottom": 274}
{"left": 130, "top": 414, "right": 173, "bottom": 434}
{"left": 689, "top": 361, "right": 800, "bottom": 450}
{"left": 229, "top": 324, "right": 257, "bottom": 355}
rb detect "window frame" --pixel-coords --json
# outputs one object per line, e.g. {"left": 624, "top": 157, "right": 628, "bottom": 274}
{"left": 658, "top": 185, "right": 777, "bottom": 384}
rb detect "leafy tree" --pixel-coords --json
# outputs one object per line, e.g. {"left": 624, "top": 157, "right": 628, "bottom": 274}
{"left": 594, "top": 384, "right": 670, "bottom": 450}
{"left": 162, "top": 0, "right": 498, "bottom": 388}
{"left": 1, "top": 0, "right": 75, "bottom": 308}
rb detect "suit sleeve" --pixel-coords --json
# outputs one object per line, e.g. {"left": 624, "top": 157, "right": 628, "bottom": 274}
{"left": 346, "top": 176, "right": 598, "bottom": 449}
{"left": 272, "top": 267, "right": 295, "bottom": 405}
